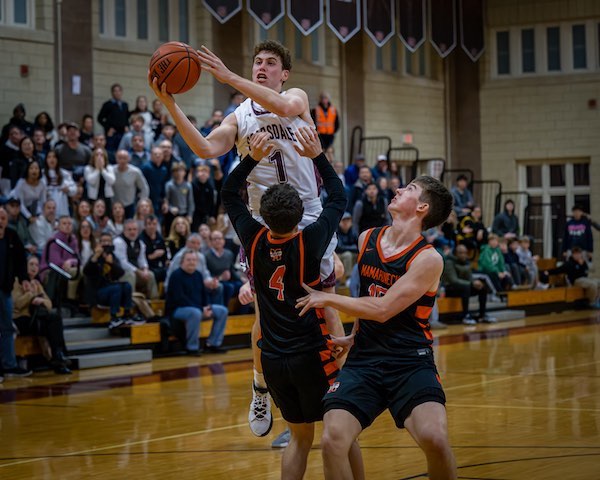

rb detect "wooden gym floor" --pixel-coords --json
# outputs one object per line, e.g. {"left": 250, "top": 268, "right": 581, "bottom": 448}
{"left": 0, "top": 310, "right": 599, "bottom": 479}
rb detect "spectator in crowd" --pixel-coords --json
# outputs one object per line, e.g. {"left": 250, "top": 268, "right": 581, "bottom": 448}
{"left": 84, "top": 148, "right": 116, "bottom": 210}
{"left": 164, "top": 162, "right": 194, "bottom": 232}
{"left": 76, "top": 219, "right": 96, "bottom": 267}
{"left": 118, "top": 114, "right": 154, "bottom": 152}
{"left": 129, "top": 133, "right": 150, "bottom": 168}
{"left": 344, "top": 153, "right": 366, "bottom": 187}
{"left": 79, "top": 114, "right": 95, "bottom": 148}
{"left": 198, "top": 223, "right": 212, "bottom": 254}
{"left": 92, "top": 132, "right": 115, "bottom": 165}
{"left": 84, "top": 231, "right": 136, "bottom": 330}
{"left": 0, "top": 205, "right": 32, "bottom": 379}
{"left": 371, "top": 154, "right": 390, "bottom": 181}
{"left": 10, "top": 136, "right": 41, "bottom": 187}
{"left": 544, "top": 247, "right": 599, "bottom": 308}
{"left": 97, "top": 83, "right": 129, "bottom": 152}
{"left": 159, "top": 139, "right": 182, "bottom": 176}
{"left": 442, "top": 244, "right": 496, "bottom": 325}
{"left": 563, "top": 204, "right": 593, "bottom": 262}
{"left": 200, "top": 109, "right": 224, "bottom": 137}
{"left": 517, "top": 236, "right": 547, "bottom": 289}
{"left": 40, "top": 215, "right": 79, "bottom": 306}
{"left": 166, "top": 216, "right": 191, "bottom": 259}
{"left": 150, "top": 98, "right": 167, "bottom": 140}
{"left": 347, "top": 164, "right": 373, "bottom": 213}
{"left": 32, "top": 128, "right": 49, "bottom": 160}
{"left": 214, "top": 205, "right": 241, "bottom": 259}
{"left": 311, "top": 91, "right": 339, "bottom": 149}
{"left": 139, "top": 214, "right": 168, "bottom": 284}
{"left": 87, "top": 199, "right": 112, "bottom": 238}
{"left": 55, "top": 123, "right": 92, "bottom": 172}
{"left": 335, "top": 212, "right": 358, "bottom": 284}
{"left": 376, "top": 176, "right": 394, "bottom": 204}
{"left": 224, "top": 91, "right": 245, "bottom": 116}
{"left": 112, "top": 149, "right": 150, "bottom": 219}
{"left": 478, "top": 234, "right": 513, "bottom": 293}
{"left": 457, "top": 205, "right": 487, "bottom": 252}
{"left": 502, "top": 238, "right": 526, "bottom": 286}
{"left": 492, "top": 199, "right": 519, "bottom": 239}
{"left": 129, "top": 95, "right": 154, "bottom": 140}
{"left": 134, "top": 198, "right": 156, "bottom": 232}
{"left": 153, "top": 123, "right": 180, "bottom": 158}
{"left": 451, "top": 174, "right": 474, "bottom": 218}
{"left": 33, "top": 111, "right": 58, "bottom": 147}
{"left": 6, "top": 196, "right": 37, "bottom": 254}
{"left": 30, "top": 199, "right": 57, "bottom": 254}
{"left": 109, "top": 201, "right": 126, "bottom": 236}
{"left": 141, "top": 147, "right": 169, "bottom": 218}
{"left": 12, "top": 160, "right": 46, "bottom": 223}
{"left": 165, "top": 249, "right": 229, "bottom": 355}
{"left": 205, "top": 230, "right": 241, "bottom": 310}
{"left": 440, "top": 210, "right": 459, "bottom": 251}
{"left": 42, "top": 150, "right": 77, "bottom": 217}
{"left": 1, "top": 103, "right": 33, "bottom": 141}
{"left": 12, "top": 255, "right": 71, "bottom": 374}
{"left": 73, "top": 200, "right": 91, "bottom": 230}
{"left": 352, "top": 183, "right": 390, "bottom": 235}
{"left": 54, "top": 122, "right": 68, "bottom": 148}
{"left": 113, "top": 219, "right": 158, "bottom": 299}
{"left": 0, "top": 126, "right": 23, "bottom": 196}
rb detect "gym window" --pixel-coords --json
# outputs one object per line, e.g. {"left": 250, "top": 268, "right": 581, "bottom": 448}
{"left": 0, "top": 0, "right": 35, "bottom": 28}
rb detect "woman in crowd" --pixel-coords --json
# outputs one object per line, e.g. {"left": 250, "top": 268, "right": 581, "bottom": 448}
{"left": 12, "top": 255, "right": 71, "bottom": 374}
{"left": 73, "top": 200, "right": 91, "bottom": 230}
{"left": 492, "top": 199, "right": 520, "bottom": 239}
{"left": 43, "top": 150, "right": 77, "bottom": 217}
{"left": 150, "top": 98, "right": 167, "bottom": 140}
{"left": 11, "top": 160, "right": 46, "bottom": 223}
{"left": 135, "top": 198, "right": 156, "bottom": 231}
{"left": 130, "top": 95, "right": 154, "bottom": 139}
{"left": 84, "top": 148, "right": 115, "bottom": 211}
{"left": 33, "top": 111, "right": 59, "bottom": 148}
{"left": 80, "top": 114, "right": 95, "bottom": 148}
{"left": 68, "top": 219, "right": 97, "bottom": 304}
{"left": 109, "top": 201, "right": 126, "bottom": 236}
{"left": 197, "top": 223, "right": 212, "bottom": 254}
{"left": 166, "top": 216, "right": 191, "bottom": 259}
{"left": 10, "top": 136, "right": 40, "bottom": 187}
{"left": 87, "top": 199, "right": 112, "bottom": 238}
{"left": 457, "top": 205, "right": 488, "bottom": 253}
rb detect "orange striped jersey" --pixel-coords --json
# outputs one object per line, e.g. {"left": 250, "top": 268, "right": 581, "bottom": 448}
{"left": 347, "top": 226, "right": 438, "bottom": 362}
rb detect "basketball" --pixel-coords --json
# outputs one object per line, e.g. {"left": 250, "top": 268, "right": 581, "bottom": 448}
{"left": 149, "top": 41, "right": 201, "bottom": 95}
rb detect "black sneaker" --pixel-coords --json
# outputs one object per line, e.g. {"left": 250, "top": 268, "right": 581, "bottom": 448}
{"left": 4, "top": 367, "right": 33, "bottom": 377}
{"left": 205, "top": 345, "right": 229, "bottom": 354}
{"left": 186, "top": 349, "right": 203, "bottom": 357}
{"left": 108, "top": 318, "right": 125, "bottom": 330}
{"left": 125, "top": 315, "right": 146, "bottom": 326}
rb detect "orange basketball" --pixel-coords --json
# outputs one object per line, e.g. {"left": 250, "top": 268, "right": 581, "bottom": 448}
{"left": 149, "top": 42, "right": 201, "bottom": 95}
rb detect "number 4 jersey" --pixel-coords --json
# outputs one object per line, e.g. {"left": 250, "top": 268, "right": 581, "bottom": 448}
{"left": 234, "top": 94, "right": 322, "bottom": 216}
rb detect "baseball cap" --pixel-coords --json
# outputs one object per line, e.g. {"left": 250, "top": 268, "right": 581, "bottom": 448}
{"left": 377, "top": 154, "right": 387, "bottom": 162}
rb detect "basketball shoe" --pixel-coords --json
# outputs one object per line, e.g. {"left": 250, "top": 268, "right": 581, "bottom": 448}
{"left": 249, "top": 382, "right": 273, "bottom": 437}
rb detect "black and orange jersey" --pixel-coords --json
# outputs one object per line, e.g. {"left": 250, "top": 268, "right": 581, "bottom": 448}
{"left": 347, "top": 226, "right": 439, "bottom": 364}
{"left": 221, "top": 152, "right": 346, "bottom": 356}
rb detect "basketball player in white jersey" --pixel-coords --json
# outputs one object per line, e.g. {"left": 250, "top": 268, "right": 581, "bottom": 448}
{"left": 150, "top": 40, "right": 346, "bottom": 440}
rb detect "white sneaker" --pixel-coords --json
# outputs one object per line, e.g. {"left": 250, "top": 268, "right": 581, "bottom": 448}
{"left": 249, "top": 382, "right": 273, "bottom": 437}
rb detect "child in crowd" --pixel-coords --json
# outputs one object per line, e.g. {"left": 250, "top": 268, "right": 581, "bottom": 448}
{"left": 478, "top": 234, "right": 513, "bottom": 293}
{"left": 164, "top": 162, "right": 194, "bottom": 233}
{"left": 517, "top": 236, "right": 549, "bottom": 289}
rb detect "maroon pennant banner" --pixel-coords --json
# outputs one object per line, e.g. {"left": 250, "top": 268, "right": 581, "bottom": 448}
{"left": 398, "top": 0, "right": 425, "bottom": 52}
{"left": 429, "top": 0, "right": 456, "bottom": 57}
{"left": 459, "top": 0, "right": 484, "bottom": 61}
{"left": 248, "top": 0, "right": 285, "bottom": 29}
{"left": 326, "top": 0, "right": 361, "bottom": 43}
{"left": 202, "top": 0, "right": 242, "bottom": 23}
{"left": 287, "top": 0, "right": 324, "bottom": 36}
{"left": 364, "top": 0, "right": 395, "bottom": 47}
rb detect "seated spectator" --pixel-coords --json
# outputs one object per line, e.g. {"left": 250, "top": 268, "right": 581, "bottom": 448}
{"left": 32, "top": 128, "right": 49, "bottom": 160}
{"left": 457, "top": 205, "right": 487, "bottom": 252}
{"left": 371, "top": 154, "right": 390, "bottom": 181}
{"left": 478, "top": 234, "right": 513, "bottom": 292}
{"left": 112, "top": 149, "right": 149, "bottom": 219}
{"left": 134, "top": 198, "right": 156, "bottom": 232}
{"left": 129, "top": 132, "right": 150, "bottom": 168}
{"left": 198, "top": 223, "right": 212, "bottom": 254}
{"left": 6, "top": 197, "right": 37, "bottom": 254}
{"left": 352, "top": 183, "right": 390, "bottom": 235}
{"left": 442, "top": 244, "right": 495, "bottom": 324}
{"left": 215, "top": 205, "right": 241, "bottom": 259}
{"left": 92, "top": 132, "right": 115, "bottom": 164}
{"left": 76, "top": 219, "right": 96, "bottom": 267}
{"left": 159, "top": 139, "right": 183, "bottom": 176}
{"left": 150, "top": 98, "right": 167, "bottom": 140}
{"left": 0, "top": 125, "right": 24, "bottom": 195}
{"left": 164, "top": 162, "right": 194, "bottom": 233}
{"left": 544, "top": 247, "right": 599, "bottom": 308}
{"left": 83, "top": 231, "right": 136, "bottom": 329}
{"left": 130, "top": 95, "right": 154, "bottom": 141}
{"left": 73, "top": 200, "right": 91, "bottom": 231}
{"left": 118, "top": 114, "right": 154, "bottom": 152}
{"left": 344, "top": 153, "right": 366, "bottom": 187}
{"left": 11, "top": 160, "right": 46, "bottom": 223}
{"left": 42, "top": 150, "right": 77, "bottom": 217}
{"left": 140, "top": 214, "right": 168, "bottom": 283}
{"left": 10, "top": 136, "right": 42, "bottom": 188}
{"left": 165, "top": 249, "right": 229, "bottom": 354}
{"left": 440, "top": 210, "right": 459, "bottom": 251}
{"left": 55, "top": 122, "right": 92, "bottom": 172}
{"left": 141, "top": 147, "right": 169, "bottom": 219}
{"left": 166, "top": 215, "right": 191, "bottom": 259}
{"left": 335, "top": 212, "right": 358, "bottom": 284}
{"left": 79, "top": 114, "right": 95, "bottom": 148}
{"left": 451, "top": 174, "right": 474, "bottom": 218}
{"left": 347, "top": 165, "right": 373, "bottom": 213}
{"left": 29, "top": 199, "right": 58, "bottom": 254}
{"left": 562, "top": 204, "right": 593, "bottom": 262}
{"left": 492, "top": 199, "right": 519, "bottom": 239}
{"left": 206, "top": 230, "right": 242, "bottom": 310}
{"left": 501, "top": 238, "right": 526, "bottom": 286}
{"left": 12, "top": 255, "right": 71, "bottom": 374}
{"left": 376, "top": 176, "right": 394, "bottom": 203}
{"left": 87, "top": 199, "right": 112, "bottom": 238}
{"left": 84, "top": 148, "right": 115, "bottom": 210}
{"left": 33, "top": 111, "right": 58, "bottom": 147}
{"left": 40, "top": 216, "right": 79, "bottom": 307}
{"left": 109, "top": 201, "right": 126, "bottom": 236}
{"left": 191, "top": 164, "right": 217, "bottom": 231}
{"left": 153, "top": 123, "right": 181, "bottom": 158}
{"left": 517, "top": 236, "right": 547, "bottom": 289}
{"left": 113, "top": 219, "right": 159, "bottom": 299}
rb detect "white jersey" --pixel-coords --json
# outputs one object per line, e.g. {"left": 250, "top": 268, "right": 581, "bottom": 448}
{"left": 234, "top": 94, "right": 322, "bottom": 216}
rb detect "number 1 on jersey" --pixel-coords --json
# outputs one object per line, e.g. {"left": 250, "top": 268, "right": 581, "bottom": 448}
{"left": 269, "top": 265, "right": 286, "bottom": 301}
{"left": 269, "top": 150, "right": 288, "bottom": 183}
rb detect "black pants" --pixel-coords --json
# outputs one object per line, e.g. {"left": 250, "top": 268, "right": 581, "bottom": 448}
{"left": 445, "top": 283, "right": 487, "bottom": 317}
{"left": 14, "top": 312, "right": 67, "bottom": 356}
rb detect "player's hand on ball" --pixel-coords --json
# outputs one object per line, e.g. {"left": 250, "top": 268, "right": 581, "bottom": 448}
{"left": 197, "top": 46, "right": 233, "bottom": 84}
{"left": 149, "top": 76, "right": 174, "bottom": 107}
{"left": 296, "top": 283, "right": 328, "bottom": 316}
{"left": 293, "top": 126, "right": 322, "bottom": 158}
{"left": 249, "top": 132, "right": 274, "bottom": 161}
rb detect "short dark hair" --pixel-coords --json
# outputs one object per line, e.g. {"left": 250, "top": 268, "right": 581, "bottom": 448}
{"left": 253, "top": 40, "right": 292, "bottom": 71}
{"left": 456, "top": 174, "right": 468, "bottom": 182}
{"left": 259, "top": 184, "right": 304, "bottom": 234}
{"left": 413, "top": 176, "right": 453, "bottom": 230}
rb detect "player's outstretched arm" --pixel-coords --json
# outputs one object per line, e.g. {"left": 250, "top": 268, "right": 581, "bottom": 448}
{"left": 149, "top": 77, "right": 236, "bottom": 158}
{"left": 197, "top": 46, "right": 307, "bottom": 118}
{"left": 296, "top": 249, "right": 442, "bottom": 322}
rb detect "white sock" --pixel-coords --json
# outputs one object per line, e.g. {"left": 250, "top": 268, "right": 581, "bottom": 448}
{"left": 253, "top": 369, "right": 267, "bottom": 389}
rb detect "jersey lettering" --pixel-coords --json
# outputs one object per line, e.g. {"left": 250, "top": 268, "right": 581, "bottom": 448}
{"left": 269, "top": 150, "right": 288, "bottom": 183}
{"left": 367, "top": 283, "right": 388, "bottom": 298}
{"left": 269, "top": 265, "right": 286, "bottom": 301}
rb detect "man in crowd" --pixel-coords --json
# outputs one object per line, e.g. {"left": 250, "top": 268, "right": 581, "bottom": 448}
{"left": 113, "top": 149, "right": 150, "bottom": 219}
{"left": 55, "top": 123, "right": 92, "bottom": 172}
{"left": 97, "top": 83, "right": 129, "bottom": 153}
{"left": 451, "top": 174, "right": 474, "bottom": 218}
{"left": 311, "top": 92, "right": 339, "bottom": 149}
{"left": 6, "top": 197, "right": 37, "bottom": 254}
{"left": 29, "top": 199, "right": 58, "bottom": 254}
